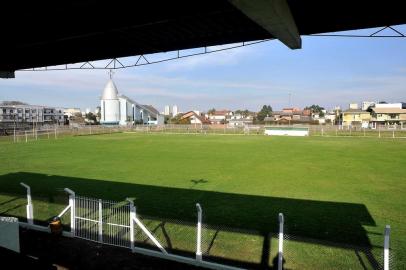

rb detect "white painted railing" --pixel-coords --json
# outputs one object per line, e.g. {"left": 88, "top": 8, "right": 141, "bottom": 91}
{"left": 278, "top": 213, "right": 284, "bottom": 270}
{"left": 384, "top": 225, "right": 391, "bottom": 270}
{"left": 20, "top": 182, "right": 34, "bottom": 225}
{"left": 196, "top": 203, "right": 203, "bottom": 261}
{"left": 15, "top": 185, "right": 394, "bottom": 270}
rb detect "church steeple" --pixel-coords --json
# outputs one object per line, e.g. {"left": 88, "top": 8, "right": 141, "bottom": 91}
{"left": 101, "top": 77, "right": 119, "bottom": 100}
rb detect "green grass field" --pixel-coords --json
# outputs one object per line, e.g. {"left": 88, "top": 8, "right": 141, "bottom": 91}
{"left": 1, "top": 133, "right": 405, "bottom": 269}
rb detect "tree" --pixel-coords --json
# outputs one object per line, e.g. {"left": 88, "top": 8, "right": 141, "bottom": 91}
{"left": 234, "top": 109, "right": 251, "bottom": 118}
{"left": 168, "top": 114, "right": 183, "bottom": 124}
{"left": 366, "top": 105, "right": 375, "bottom": 113}
{"left": 305, "top": 104, "right": 325, "bottom": 118}
{"left": 96, "top": 106, "right": 101, "bottom": 119}
{"left": 257, "top": 105, "right": 273, "bottom": 121}
{"left": 85, "top": 112, "right": 98, "bottom": 123}
{"left": 305, "top": 104, "right": 325, "bottom": 114}
{"left": 207, "top": 108, "right": 216, "bottom": 115}
{"left": 164, "top": 115, "right": 171, "bottom": 124}
{"left": 319, "top": 111, "right": 325, "bottom": 117}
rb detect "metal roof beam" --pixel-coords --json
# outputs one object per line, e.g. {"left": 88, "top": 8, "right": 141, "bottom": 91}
{"left": 229, "top": 0, "right": 301, "bottom": 49}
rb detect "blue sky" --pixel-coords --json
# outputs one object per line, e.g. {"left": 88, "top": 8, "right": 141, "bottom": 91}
{"left": 1, "top": 25, "right": 406, "bottom": 113}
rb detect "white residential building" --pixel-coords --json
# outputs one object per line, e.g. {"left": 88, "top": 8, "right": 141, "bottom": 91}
{"left": 208, "top": 110, "right": 233, "bottom": 124}
{"left": 349, "top": 103, "right": 359, "bottom": 110}
{"left": 0, "top": 104, "right": 64, "bottom": 125}
{"left": 64, "top": 108, "right": 81, "bottom": 118}
{"left": 227, "top": 114, "right": 253, "bottom": 127}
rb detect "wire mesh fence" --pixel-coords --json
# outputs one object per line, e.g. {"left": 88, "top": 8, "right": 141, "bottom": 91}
{"left": 102, "top": 200, "right": 131, "bottom": 248}
{"left": 74, "top": 195, "right": 132, "bottom": 248}
{"left": 134, "top": 206, "right": 197, "bottom": 258}
{"left": 281, "top": 232, "right": 387, "bottom": 270}
{"left": 13, "top": 184, "right": 396, "bottom": 270}
{"left": 201, "top": 222, "right": 265, "bottom": 268}
{"left": 2, "top": 123, "right": 406, "bottom": 143}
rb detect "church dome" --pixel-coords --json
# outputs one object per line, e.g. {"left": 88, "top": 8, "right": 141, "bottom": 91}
{"left": 101, "top": 79, "right": 119, "bottom": 100}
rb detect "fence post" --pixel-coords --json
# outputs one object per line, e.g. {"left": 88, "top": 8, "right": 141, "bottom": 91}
{"left": 196, "top": 203, "right": 203, "bottom": 262}
{"left": 384, "top": 225, "right": 390, "bottom": 270}
{"left": 98, "top": 199, "right": 103, "bottom": 243}
{"left": 278, "top": 213, "right": 284, "bottom": 270}
{"left": 64, "top": 188, "right": 75, "bottom": 236}
{"left": 127, "top": 198, "right": 136, "bottom": 252}
{"left": 20, "top": 182, "right": 34, "bottom": 225}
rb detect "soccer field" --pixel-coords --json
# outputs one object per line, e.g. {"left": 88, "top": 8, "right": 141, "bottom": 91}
{"left": 1, "top": 133, "right": 405, "bottom": 269}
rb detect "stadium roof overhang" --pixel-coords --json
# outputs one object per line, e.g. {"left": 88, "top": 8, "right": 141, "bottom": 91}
{"left": 1, "top": 0, "right": 406, "bottom": 78}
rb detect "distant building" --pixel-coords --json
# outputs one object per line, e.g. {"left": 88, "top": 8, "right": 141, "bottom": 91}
{"left": 0, "top": 104, "right": 64, "bottom": 126}
{"left": 180, "top": 111, "right": 210, "bottom": 124}
{"left": 164, "top": 105, "right": 171, "bottom": 116}
{"left": 342, "top": 104, "right": 371, "bottom": 127}
{"left": 208, "top": 110, "right": 233, "bottom": 124}
{"left": 375, "top": 103, "right": 403, "bottom": 109}
{"left": 64, "top": 108, "right": 81, "bottom": 118}
{"left": 270, "top": 108, "right": 312, "bottom": 123}
{"left": 172, "top": 105, "right": 178, "bottom": 116}
{"left": 324, "top": 107, "right": 341, "bottom": 125}
{"left": 163, "top": 105, "right": 179, "bottom": 117}
{"left": 371, "top": 107, "right": 406, "bottom": 128}
{"left": 100, "top": 79, "right": 164, "bottom": 125}
{"left": 349, "top": 103, "right": 359, "bottom": 110}
{"left": 228, "top": 114, "right": 253, "bottom": 127}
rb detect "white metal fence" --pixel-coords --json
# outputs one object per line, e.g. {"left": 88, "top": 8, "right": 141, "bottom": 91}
{"left": 16, "top": 183, "right": 394, "bottom": 270}
{"left": 73, "top": 196, "right": 132, "bottom": 248}
{"left": 2, "top": 123, "right": 406, "bottom": 143}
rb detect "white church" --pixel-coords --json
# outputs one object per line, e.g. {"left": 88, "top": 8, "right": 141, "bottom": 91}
{"left": 100, "top": 79, "right": 164, "bottom": 126}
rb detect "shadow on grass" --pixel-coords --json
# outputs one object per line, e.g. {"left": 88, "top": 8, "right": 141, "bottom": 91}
{"left": 0, "top": 172, "right": 379, "bottom": 269}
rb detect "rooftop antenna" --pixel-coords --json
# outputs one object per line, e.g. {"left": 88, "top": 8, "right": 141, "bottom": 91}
{"left": 108, "top": 69, "right": 115, "bottom": 79}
